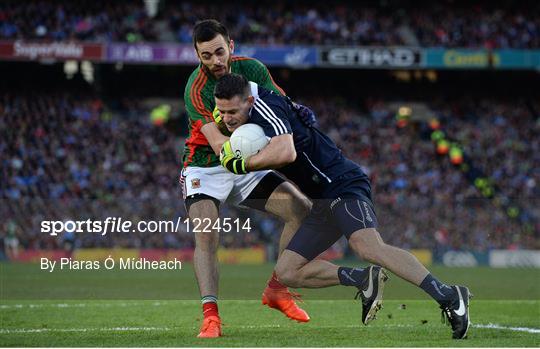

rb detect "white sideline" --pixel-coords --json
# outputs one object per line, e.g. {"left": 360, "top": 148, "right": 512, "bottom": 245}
{"left": 0, "top": 324, "right": 397, "bottom": 334}
{"left": 473, "top": 323, "right": 540, "bottom": 334}
{"left": 2, "top": 299, "right": 537, "bottom": 310}
{"left": 0, "top": 327, "right": 171, "bottom": 334}
{"left": 0, "top": 300, "right": 265, "bottom": 309}
{"left": 1, "top": 323, "right": 539, "bottom": 335}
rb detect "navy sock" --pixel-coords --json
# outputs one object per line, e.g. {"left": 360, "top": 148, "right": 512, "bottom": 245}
{"left": 338, "top": 267, "right": 368, "bottom": 287}
{"left": 420, "top": 274, "right": 456, "bottom": 306}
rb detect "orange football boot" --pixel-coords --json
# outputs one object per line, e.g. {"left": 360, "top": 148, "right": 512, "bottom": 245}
{"left": 197, "top": 315, "right": 222, "bottom": 338}
{"left": 262, "top": 286, "right": 310, "bottom": 322}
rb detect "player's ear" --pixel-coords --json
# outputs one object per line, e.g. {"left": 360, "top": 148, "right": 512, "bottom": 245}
{"left": 229, "top": 39, "right": 234, "bottom": 53}
{"left": 247, "top": 95, "right": 254, "bottom": 106}
{"left": 194, "top": 44, "right": 201, "bottom": 59}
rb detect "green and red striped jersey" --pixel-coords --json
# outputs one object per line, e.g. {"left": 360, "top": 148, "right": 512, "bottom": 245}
{"left": 183, "top": 56, "right": 285, "bottom": 168}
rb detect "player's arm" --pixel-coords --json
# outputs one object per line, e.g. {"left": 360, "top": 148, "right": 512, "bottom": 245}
{"left": 220, "top": 101, "right": 295, "bottom": 175}
{"left": 201, "top": 123, "right": 229, "bottom": 156}
{"left": 246, "top": 134, "right": 296, "bottom": 171}
{"left": 184, "top": 86, "right": 228, "bottom": 156}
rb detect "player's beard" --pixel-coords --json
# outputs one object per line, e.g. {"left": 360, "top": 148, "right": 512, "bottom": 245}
{"left": 204, "top": 55, "right": 232, "bottom": 79}
{"left": 215, "top": 56, "right": 232, "bottom": 78}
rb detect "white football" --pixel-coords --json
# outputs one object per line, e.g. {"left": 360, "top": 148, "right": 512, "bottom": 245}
{"left": 230, "top": 124, "right": 269, "bottom": 158}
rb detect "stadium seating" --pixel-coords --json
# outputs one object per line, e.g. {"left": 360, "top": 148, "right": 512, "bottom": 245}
{"left": 1, "top": 0, "right": 538, "bottom": 48}
{"left": 2, "top": 91, "right": 537, "bottom": 252}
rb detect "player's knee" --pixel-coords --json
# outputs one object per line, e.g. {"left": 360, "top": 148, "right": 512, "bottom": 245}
{"left": 276, "top": 267, "right": 302, "bottom": 288}
{"left": 349, "top": 229, "right": 386, "bottom": 263}
{"left": 187, "top": 196, "right": 219, "bottom": 220}
{"left": 275, "top": 258, "right": 302, "bottom": 288}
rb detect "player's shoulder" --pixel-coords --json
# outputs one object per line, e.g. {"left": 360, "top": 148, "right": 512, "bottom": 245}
{"left": 231, "top": 55, "right": 259, "bottom": 64}
{"left": 253, "top": 92, "right": 289, "bottom": 120}
{"left": 257, "top": 87, "right": 286, "bottom": 108}
{"left": 231, "top": 55, "right": 266, "bottom": 72}
{"left": 184, "top": 65, "right": 210, "bottom": 99}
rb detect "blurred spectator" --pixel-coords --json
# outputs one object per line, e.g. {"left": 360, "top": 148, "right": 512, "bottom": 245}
{"left": 1, "top": 89, "right": 538, "bottom": 252}
{"left": 0, "top": 0, "right": 538, "bottom": 48}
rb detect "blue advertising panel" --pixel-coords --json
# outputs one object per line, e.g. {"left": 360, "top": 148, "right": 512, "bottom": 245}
{"left": 425, "top": 49, "right": 489, "bottom": 69}
{"left": 492, "top": 49, "right": 540, "bottom": 69}
{"left": 235, "top": 45, "right": 317, "bottom": 67}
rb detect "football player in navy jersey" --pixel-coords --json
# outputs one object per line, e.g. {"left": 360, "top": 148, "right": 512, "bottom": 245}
{"left": 215, "top": 73, "right": 472, "bottom": 339}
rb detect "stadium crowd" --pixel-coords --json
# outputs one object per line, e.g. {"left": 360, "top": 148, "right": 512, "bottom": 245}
{"left": 1, "top": 90, "right": 538, "bottom": 254}
{"left": 1, "top": 0, "right": 538, "bottom": 48}
{"left": 306, "top": 96, "right": 538, "bottom": 253}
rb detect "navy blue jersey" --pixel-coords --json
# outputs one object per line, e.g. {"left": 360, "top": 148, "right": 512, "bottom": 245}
{"left": 247, "top": 82, "right": 368, "bottom": 199}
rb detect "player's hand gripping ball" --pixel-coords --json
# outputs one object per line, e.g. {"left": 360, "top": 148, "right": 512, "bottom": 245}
{"left": 220, "top": 124, "right": 269, "bottom": 175}
{"left": 220, "top": 140, "right": 248, "bottom": 175}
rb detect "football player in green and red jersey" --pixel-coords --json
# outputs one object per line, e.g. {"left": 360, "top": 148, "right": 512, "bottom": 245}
{"left": 181, "top": 20, "right": 311, "bottom": 338}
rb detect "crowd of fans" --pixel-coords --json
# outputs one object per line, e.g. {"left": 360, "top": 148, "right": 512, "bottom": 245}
{"left": 1, "top": 89, "right": 538, "bottom": 256}
{"left": 0, "top": 91, "right": 282, "bottom": 253}
{"left": 305, "top": 96, "right": 538, "bottom": 253}
{"left": 1, "top": 0, "right": 538, "bottom": 48}
{"left": 1, "top": 92, "right": 182, "bottom": 250}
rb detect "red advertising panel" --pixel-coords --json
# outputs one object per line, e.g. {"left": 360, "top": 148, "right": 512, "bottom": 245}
{"left": 0, "top": 40, "right": 103, "bottom": 61}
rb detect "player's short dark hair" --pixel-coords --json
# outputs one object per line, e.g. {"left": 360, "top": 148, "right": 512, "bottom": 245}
{"left": 214, "top": 74, "right": 250, "bottom": 100}
{"left": 193, "top": 19, "right": 230, "bottom": 49}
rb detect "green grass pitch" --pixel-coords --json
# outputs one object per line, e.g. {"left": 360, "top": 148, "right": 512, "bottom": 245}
{"left": 1, "top": 263, "right": 539, "bottom": 347}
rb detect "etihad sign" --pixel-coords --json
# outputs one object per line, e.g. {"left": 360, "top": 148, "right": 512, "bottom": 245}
{"left": 321, "top": 47, "right": 421, "bottom": 68}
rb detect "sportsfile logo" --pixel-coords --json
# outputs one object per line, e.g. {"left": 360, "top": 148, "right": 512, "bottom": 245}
{"left": 41, "top": 217, "right": 185, "bottom": 236}
{"left": 41, "top": 217, "right": 252, "bottom": 236}
{"left": 41, "top": 217, "right": 132, "bottom": 236}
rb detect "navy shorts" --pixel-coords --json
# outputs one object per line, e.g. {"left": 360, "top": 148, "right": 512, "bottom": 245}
{"left": 286, "top": 174, "right": 378, "bottom": 261}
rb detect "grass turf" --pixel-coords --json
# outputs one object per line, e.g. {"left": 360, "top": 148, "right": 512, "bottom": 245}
{"left": 1, "top": 263, "right": 539, "bottom": 346}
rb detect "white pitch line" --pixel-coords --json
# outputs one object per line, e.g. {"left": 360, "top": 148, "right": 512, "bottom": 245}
{"left": 2, "top": 299, "right": 538, "bottom": 310}
{"left": 0, "top": 324, "right": 403, "bottom": 334}
{"left": 0, "top": 327, "right": 171, "bottom": 334}
{"left": 2, "top": 323, "right": 538, "bottom": 335}
{"left": 0, "top": 301, "right": 202, "bottom": 309}
{"left": 473, "top": 323, "right": 540, "bottom": 334}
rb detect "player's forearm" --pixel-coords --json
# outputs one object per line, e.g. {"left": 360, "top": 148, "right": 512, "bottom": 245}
{"left": 246, "top": 136, "right": 296, "bottom": 171}
{"left": 209, "top": 134, "right": 229, "bottom": 156}
{"left": 201, "top": 123, "right": 230, "bottom": 156}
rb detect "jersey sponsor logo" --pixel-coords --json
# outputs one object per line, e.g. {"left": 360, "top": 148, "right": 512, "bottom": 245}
{"left": 191, "top": 178, "right": 201, "bottom": 189}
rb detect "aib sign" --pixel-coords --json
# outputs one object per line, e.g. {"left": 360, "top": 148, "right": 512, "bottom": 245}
{"left": 109, "top": 44, "right": 153, "bottom": 62}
